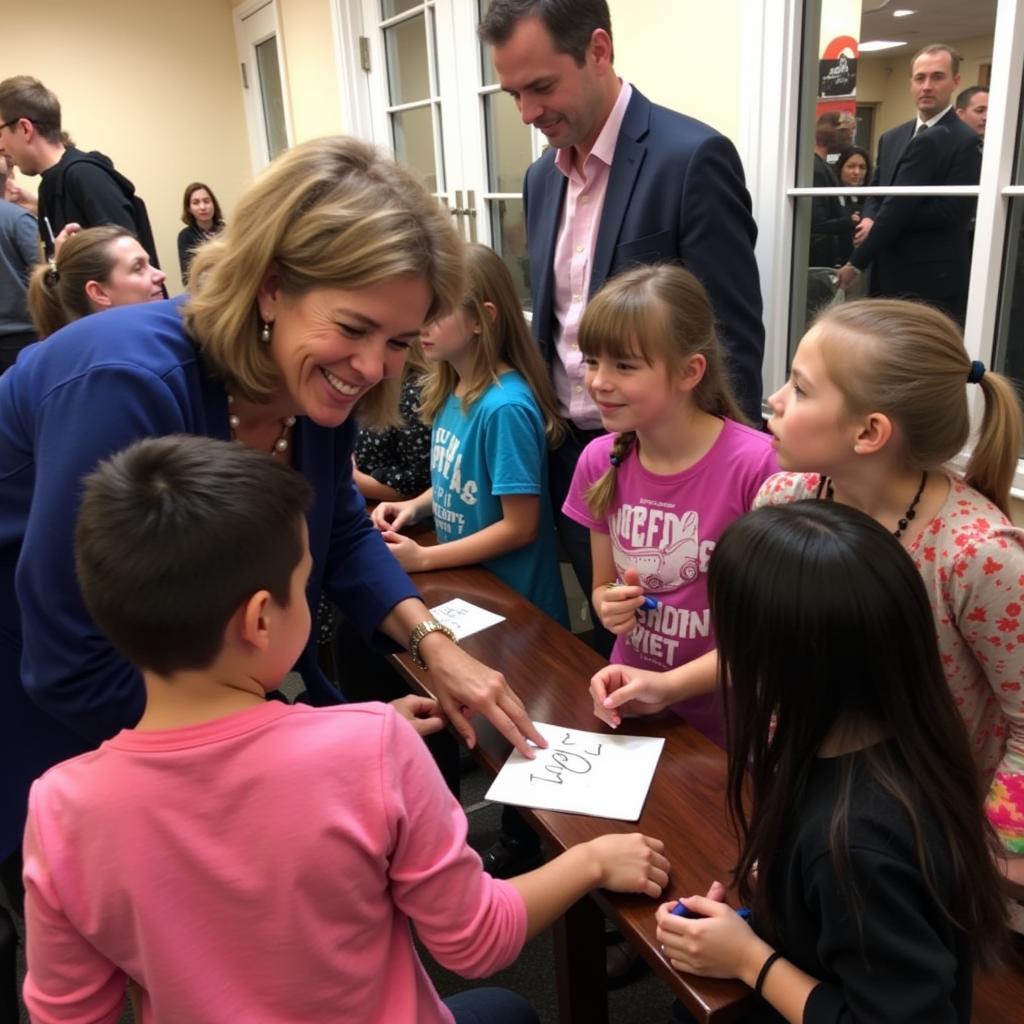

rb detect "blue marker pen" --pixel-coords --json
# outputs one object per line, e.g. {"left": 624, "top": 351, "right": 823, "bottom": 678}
{"left": 607, "top": 581, "right": 660, "bottom": 610}
{"left": 671, "top": 900, "right": 751, "bottom": 921}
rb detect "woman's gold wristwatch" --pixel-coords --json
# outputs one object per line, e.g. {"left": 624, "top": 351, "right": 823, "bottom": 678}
{"left": 408, "top": 620, "right": 457, "bottom": 670}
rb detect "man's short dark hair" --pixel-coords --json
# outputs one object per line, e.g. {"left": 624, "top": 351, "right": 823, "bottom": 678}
{"left": 479, "top": 0, "right": 612, "bottom": 66}
{"left": 0, "top": 76, "right": 67, "bottom": 146}
{"left": 911, "top": 43, "right": 962, "bottom": 77}
{"left": 76, "top": 435, "right": 312, "bottom": 677}
{"left": 956, "top": 85, "right": 988, "bottom": 110}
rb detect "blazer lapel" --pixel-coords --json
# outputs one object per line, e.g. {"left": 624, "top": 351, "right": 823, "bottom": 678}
{"left": 887, "top": 121, "right": 917, "bottom": 181}
{"left": 531, "top": 163, "right": 567, "bottom": 347}
{"left": 591, "top": 91, "right": 650, "bottom": 295}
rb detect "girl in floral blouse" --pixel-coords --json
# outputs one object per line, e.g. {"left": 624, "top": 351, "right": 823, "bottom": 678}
{"left": 758, "top": 299, "right": 1024, "bottom": 876}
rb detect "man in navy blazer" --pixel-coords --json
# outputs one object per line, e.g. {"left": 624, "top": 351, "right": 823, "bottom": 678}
{"left": 481, "top": 0, "right": 764, "bottom": 630}
{"left": 522, "top": 92, "right": 765, "bottom": 418}
{"left": 838, "top": 44, "right": 981, "bottom": 324}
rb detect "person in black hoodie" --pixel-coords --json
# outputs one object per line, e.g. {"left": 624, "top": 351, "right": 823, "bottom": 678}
{"left": 0, "top": 75, "right": 160, "bottom": 269}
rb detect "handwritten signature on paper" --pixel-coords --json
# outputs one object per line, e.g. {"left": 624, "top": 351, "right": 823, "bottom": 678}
{"left": 529, "top": 731, "right": 604, "bottom": 786}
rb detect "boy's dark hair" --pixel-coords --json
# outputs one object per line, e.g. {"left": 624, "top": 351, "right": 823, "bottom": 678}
{"left": 478, "top": 0, "right": 612, "bottom": 66}
{"left": 0, "top": 75, "right": 71, "bottom": 146}
{"left": 709, "top": 501, "right": 1008, "bottom": 969}
{"left": 76, "top": 435, "right": 312, "bottom": 676}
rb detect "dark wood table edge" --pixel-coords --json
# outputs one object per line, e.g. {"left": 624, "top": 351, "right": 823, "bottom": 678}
{"left": 388, "top": 644, "right": 755, "bottom": 1024}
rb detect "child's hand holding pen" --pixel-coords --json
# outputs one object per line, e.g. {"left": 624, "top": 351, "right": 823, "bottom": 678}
{"left": 656, "top": 887, "right": 769, "bottom": 985}
{"left": 594, "top": 567, "right": 655, "bottom": 635}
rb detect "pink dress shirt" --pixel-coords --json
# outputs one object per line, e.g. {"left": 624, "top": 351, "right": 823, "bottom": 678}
{"left": 22, "top": 701, "right": 527, "bottom": 1024}
{"left": 551, "top": 81, "right": 633, "bottom": 428}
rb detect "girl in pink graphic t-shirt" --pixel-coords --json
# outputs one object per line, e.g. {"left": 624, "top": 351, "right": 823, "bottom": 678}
{"left": 562, "top": 264, "right": 777, "bottom": 747}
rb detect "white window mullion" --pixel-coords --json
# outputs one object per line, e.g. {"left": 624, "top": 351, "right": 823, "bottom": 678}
{"left": 965, "top": 0, "right": 1024, "bottom": 361}
{"left": 740, "top": 0, "right": 802, "bottom": 407}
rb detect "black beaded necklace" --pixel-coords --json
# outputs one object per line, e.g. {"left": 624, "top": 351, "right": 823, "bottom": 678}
{"left": 816, "top": 470, "right": 929, "bottom": 541}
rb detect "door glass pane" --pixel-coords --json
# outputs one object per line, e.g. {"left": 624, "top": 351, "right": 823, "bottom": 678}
{"left": 798, "top": 0, "right": 995, "bottom": 186}
{"left": 255, "top": 36, "right": 288, "bottom": 161}
{"left": 484, "top": 91, "right": 532, "bottom": 192}
{"left": 382, "top": 0, "right": 420, "bottom": 17}
{"left": 385, "top": 13, "right": 430, "bottom": 105}
{"left": 478, "top": 0, "right": 496, "bottom": 86}
{"left": 995, "top": 73, "right": 1024, "bottom": 452}
{"left": 793, "top": 0, "right": 995, "bottom": 354}
{"left": 790, "top": 188, "right": 974, "bottom": 352}
{"left": 392, "top": 105, "right": 439, "bottom": 190}
{"left": 998, "top": 201, "right": 1024, "bottom": 418}
{"left": 789, "top": 196, "right": 868, "bottom": 353}
{"left": 490, "top": 198, "right": 530, "bottom": 310}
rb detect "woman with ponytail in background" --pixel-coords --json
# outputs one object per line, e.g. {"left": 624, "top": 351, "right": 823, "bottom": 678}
{"left": 27, "top": 225, "right": 165, "bottom": 339}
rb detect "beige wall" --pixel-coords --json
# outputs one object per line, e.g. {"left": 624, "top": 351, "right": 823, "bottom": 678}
{"left": 610, "top": 0, "right": 743, "bottom": 141}
{"left": 6, "top": 0, "right": 252, "bottom": 297}
{"left": 274, "top": 0, "right": 345, "bottom": 141}
{"left": 858, "top": 35, "right": 994, "bottom": 144}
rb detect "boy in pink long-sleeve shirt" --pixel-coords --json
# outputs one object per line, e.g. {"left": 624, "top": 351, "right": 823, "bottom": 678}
{"left": 22, "top": 435, "right": 669, "bottom": 1024}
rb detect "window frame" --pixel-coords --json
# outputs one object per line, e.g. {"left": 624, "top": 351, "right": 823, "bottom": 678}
{"left": 740, "top": 0, "right": 1024, "bottom": 498}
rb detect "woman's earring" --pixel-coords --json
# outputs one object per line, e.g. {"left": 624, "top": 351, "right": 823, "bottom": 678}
{"left": 260, "top": 319, "right": 272, "bottom": 344}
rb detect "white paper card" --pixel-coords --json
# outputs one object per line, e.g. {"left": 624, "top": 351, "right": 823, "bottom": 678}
{"left": 485, "top": 722, "right": 665, "bottom": 821}
{"left": 429, "top": 598, "right": 505, "bottom": 640}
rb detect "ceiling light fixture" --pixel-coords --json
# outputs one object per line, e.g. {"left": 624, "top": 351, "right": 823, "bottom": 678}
{"left": 859, "top": 40, "right": 908, "bottom": 52}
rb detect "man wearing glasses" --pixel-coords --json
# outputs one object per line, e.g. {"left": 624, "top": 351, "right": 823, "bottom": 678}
{"left": 0, "top": 75, "right": 159, "bottom": 268}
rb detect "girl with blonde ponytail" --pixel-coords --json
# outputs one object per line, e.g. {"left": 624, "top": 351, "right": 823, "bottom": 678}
{"left": 562, "top": 264, "right": 777, "bottom": 746}
{"left": 756, "top": 298, "right": 1024, "bottom": 875}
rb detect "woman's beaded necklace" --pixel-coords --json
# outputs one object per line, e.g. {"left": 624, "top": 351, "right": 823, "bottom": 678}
{"left": 227, "top": 394, "right": 295, "bottom": 457}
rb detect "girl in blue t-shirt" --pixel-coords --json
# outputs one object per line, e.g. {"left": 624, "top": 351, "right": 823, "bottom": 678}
{"left": 371, "top": 243, "right": 569, "bottom": 626}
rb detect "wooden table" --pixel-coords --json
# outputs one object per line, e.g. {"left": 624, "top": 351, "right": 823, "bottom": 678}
{"left": 390, "top": 562, "right": 754, "bottom": 1024}
{"left": 385, "top": 532, "right": 1024, "bottom": 1024}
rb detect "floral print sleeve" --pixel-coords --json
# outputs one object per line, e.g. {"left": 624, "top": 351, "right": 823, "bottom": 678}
{"left": 917, "top": 484, "right": 1024, "bottom": 855}
{"left": 353, "top": 375, "right": 431, "bottom": 498}
{"left": 752, "top": 472, "right": 822, "bottom": 510}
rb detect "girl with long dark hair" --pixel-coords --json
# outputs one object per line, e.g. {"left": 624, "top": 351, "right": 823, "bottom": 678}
{"left": 656, "top": 501, "right": 1008, "bottom": 1022}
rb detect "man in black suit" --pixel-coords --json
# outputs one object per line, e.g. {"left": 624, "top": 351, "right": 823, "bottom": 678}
{"left": 837, "top": 44, "right": 981, "bottom": 324}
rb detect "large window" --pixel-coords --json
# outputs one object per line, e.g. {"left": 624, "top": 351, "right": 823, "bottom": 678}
{"left": 749, "top": 0, "right": 1023, "bottom": 481}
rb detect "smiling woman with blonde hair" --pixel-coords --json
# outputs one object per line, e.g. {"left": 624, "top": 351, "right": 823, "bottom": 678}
{"left": 0, "top": 139, "right": 544, "bottom": 959}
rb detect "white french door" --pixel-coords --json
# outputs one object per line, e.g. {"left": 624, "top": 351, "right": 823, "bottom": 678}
{"left": 235, "top": 0, "right": 293, "bottom": 173}
{"left": 352, "top": 0, "right": 542, "bottom": 306}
